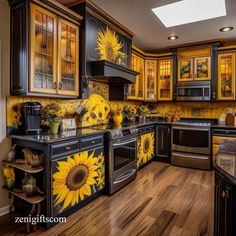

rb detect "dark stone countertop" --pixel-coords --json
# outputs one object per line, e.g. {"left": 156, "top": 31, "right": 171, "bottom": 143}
{"left": 10, "top": 128, "right": 107, "bottom": 144}
{"left": 214, "top": 140, "right": 236, "bottom": 183}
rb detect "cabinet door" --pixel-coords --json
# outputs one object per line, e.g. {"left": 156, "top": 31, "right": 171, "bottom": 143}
{"left": 137, "top": 132, "right": 155, "bottom": 168}
{"left": 51, "top": 147, "right": 105, "bottom": 217}
{"left": 218, "top": 53, "right": 235, "bottom": 100}
{"left": 58, "top": 19, "right": 79, "bottom": 96}
{"left": 194, "top": 57, "right": 211, "bottom": 80}
{"left": 215, "top": 175, "right": 234, "bottom": 236}
{"left": 158, "top": 59, "right": 173, "bottom": 101}
{"left": 178, "top": 59, "right": 194, "bottom": 81}
{"left": 145, "top": 60, "right": 157, "bottom": 101}
{"left": 127, "top": 54, "right": 138, "bottom": 99}
{"left": 30, "top": 4, "right": 57, "bottom": 94}
{"left": 156, "top": 125, "right": 171, "bottom": 162}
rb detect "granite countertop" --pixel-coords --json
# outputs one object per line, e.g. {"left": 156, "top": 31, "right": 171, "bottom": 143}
{"left": 11, "top": 128, "right": 106, "bottom": 144}
{"left": 211, "top": 124, "right": 236, "bottom": 129}
{"left": 214, "top": 140, "right": 236, "bottom": 181}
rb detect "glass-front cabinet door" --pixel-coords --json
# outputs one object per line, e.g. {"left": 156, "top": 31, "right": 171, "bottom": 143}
{"left": 145, "top": 60, "right": 157, "bottom": 101}
{"left": 58, "top": 19, "right": 79, "bottom": 96}
{"left": 218, "top": 53, "right": 236, "bottom": 100}
{"left": 128, "top": 54, "right": 144, "bottom": 100}
{"left": 30, "top": 4, "right": 57, "bottom": 94}
{"left": 178, "top": 59, "right": 193, "bottom": 81}
{"left": 158, "top": 59, "right": 173, "bottom": 101}
{"left": 194, "top": 57, "right": 211, "bottom": 80}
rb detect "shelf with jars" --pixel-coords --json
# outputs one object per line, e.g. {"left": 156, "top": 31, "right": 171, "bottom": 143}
{"left": 217, "top": 52, "right": 236, "bottom": 100}
{"left": 9, "top": 0, "right": 82, "bottom": 97}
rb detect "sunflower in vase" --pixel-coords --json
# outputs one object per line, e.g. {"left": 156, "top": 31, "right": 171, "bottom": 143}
{"left": 137, "top": 105, "right": 150, "bottom": 122}
{"left": 42, "top": 103, "right": 65, "bottom": 134}
{"left": 2, "top": 166, "right": 15, "bottom": 189}
{"left": 123, "top": 105, "right": 137, "bottom": 123}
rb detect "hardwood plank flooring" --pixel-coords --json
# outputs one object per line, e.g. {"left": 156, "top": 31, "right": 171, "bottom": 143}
{"left": 0, "top": 162, "right": 214, "bottom": 236}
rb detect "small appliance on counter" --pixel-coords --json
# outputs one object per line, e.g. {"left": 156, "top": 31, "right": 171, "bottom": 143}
{"left": 23, "top": 102, "right": 41, "bottom": 134}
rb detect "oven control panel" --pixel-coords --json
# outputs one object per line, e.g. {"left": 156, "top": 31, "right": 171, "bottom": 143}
{"left": 109, "top": 128, "right": 138, "bottom": 139}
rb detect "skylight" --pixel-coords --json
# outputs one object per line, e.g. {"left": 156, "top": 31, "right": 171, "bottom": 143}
{"left": 152, "top": 0, "right": 226, "bottom": 28}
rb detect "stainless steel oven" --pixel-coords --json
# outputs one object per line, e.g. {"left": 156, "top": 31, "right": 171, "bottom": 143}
{"left": 177, "top": 81, "right": 211, "bottom": 101}
{"left": 171, "top": 123, "right": 211, "bottom": 170}
{"left": 108, "top": 128, "right": 138, "bottom": 194}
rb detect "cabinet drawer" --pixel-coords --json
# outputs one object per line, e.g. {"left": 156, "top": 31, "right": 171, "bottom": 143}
{"left": 51, "top": 141, "right": 79, "bottom": 157}
{"left": 80, "top": 135, "right": 103, "bottom": 150}
{"left": 213, "top": 136, "right": 236, "bottom": 145}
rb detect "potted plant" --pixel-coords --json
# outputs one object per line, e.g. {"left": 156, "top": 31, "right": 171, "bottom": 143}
{"left": 137, "top": 105, "right": 151, "bottom": 122}
{"left": 43, "top": 103, "right": 65, "bottom": 134}
{"left": 123, "top": 105, "right": 137, "bottom": 123}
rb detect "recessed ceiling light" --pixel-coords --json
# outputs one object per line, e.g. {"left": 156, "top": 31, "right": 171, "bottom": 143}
{"left": 152, "top": 0, "right": 226, "bottom": 28}
{"left": 168, "top": 36, "right": 178, "bottom": 40}
{"left": 219, "top": 26, "right": 234, "bottom": 32}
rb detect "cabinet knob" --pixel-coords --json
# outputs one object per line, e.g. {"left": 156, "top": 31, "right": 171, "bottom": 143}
{"left": 212, "top": 92, "right": 216, "bottom": 99}
{"left": 53, "top": 82, "right": 58, "bottom": 89}
{"left": 65, "top": 146, "right": 71, "bottom": 151}
{"left": 222, "top": 190, "right": 225, "bottom": 198}
{"left": 91, "top": 140, "right": 96, "bottom": 144}
{"left": 59, "top": 82, "right": 62, "bottom": 90}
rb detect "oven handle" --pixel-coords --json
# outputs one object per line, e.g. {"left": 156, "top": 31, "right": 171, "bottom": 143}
{"left": 172, "top": 152, "right": 209, "bottom": 160}
{"left": 113, "top": 169, "right": 136, "bottom": 184}
{"left": 172, "top": 126, "right": 210, "bottom": 132}
{"left": 113, "top": 138, "right": 137, "bottom": 147}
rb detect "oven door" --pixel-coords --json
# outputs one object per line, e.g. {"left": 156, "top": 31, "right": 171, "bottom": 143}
{"left": 172, "top": 126, "right": 210, "bottom": 154}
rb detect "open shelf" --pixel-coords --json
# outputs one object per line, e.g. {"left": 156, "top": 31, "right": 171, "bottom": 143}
{"left": 2, "top": 160, "right": 44, "bottom": 174}
{"left": 2, "top": 186, "right": 45, "bottom": 204}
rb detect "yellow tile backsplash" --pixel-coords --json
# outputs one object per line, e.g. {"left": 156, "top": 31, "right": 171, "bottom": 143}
{"left": 6, "top": 82, "right": 236, "bottom": 128}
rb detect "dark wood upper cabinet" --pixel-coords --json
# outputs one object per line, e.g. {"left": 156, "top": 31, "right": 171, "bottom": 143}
{"left": 68, "top": 0, "right": 135, "bottom": 99}
{"left": 8, "top": 0, "right": 82, "bottom": 98}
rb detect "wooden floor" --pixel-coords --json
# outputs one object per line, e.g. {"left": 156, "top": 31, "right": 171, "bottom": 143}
{"left": 0, "top": 162, "right": 214, "bottom": 236}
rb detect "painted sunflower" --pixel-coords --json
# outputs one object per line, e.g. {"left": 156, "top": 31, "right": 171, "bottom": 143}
{"left": 137, "top": 132, "right": 155, "bottom": 167}
{"left": 96, "top": 168, "right": 105, "bottom": 189}
{"left": 96, "top": 26, "right": 124, "bottom": 62}
{"left": 53, "top": 151, "right": 99, "bottom": 211}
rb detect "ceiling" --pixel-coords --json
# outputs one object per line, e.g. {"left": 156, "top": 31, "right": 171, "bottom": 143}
{"left": 59, "top": 0, "right": 236, "bottom": 52}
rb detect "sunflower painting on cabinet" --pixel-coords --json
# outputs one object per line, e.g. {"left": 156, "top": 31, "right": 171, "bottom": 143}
{"left": 137, "top": 132, "right": 155, "bottom": 168}
{"left": 96, "top": 26, "right": 127, "bottom": 66}
{"left": 52, "top": 148, "right": 105, "bottom": 215}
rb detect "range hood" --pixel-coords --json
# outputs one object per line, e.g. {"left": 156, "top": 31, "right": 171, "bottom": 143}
{"left": 90, "top": 60, "right": 139, "bottom": 84}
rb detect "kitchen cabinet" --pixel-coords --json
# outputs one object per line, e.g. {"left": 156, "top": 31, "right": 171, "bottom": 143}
{"left": 215, "top": 172, "right": 235, "bottom": 236}
{"left": 127, "top": 53, "right": 145, "bottom": 100}
{"left": 145, "top": 59, "right": 157, "bottom": 101}
{"left": 157, "top": 59, "right": 173, "bottom": 101}
{"left": 155, "top": 125, "right": 171, "bottom": 163}
{"left": 137, "top": 126, "right": 155, "bottom": 168}
{"left": 9, "top": 0, "right": 82, "bottom": 97}
{"left": 178, "top": 47, "right": 211, "bottom": 82}
{"left": 217, "top": 52, "right": 236, "bottom": 100}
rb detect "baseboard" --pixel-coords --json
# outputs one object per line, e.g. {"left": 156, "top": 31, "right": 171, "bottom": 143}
{"left": 0, "top": 205, "right": 9, "bottom": 216}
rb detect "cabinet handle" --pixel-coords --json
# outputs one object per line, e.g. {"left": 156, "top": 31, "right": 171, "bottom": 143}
{"left": 212, "top": 92, "right": 216, "bottom": 100}
{"left": 65, "top": 146, "right": 71, "bottom": 151}
{"left": 222, "top": 190, "right": 225, "bottom": 198}
{"left": 53, "top": 82, "right": 58, "bottom": 89}
{"left": 59, "top": 82, "right": 62, "bottom": 90}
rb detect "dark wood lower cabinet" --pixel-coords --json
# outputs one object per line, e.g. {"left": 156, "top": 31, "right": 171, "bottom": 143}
{"left": 155, "top": 124, "right": 171, "bottom": 163}
{"left": 215, "top": 172, "right": 235, "bottom": 236}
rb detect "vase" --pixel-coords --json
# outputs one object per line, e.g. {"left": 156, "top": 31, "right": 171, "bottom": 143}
{"left": 130, "top": 117, "right": 136, "bottom": 124}
{"left": 49, "top": 121, "right": 60, "bottom": 134}
{"left": 113, "top": 113, "right": 123, "bottom": 125}
{"left": 5, "top": 178, "right": 14, "bottom": 189}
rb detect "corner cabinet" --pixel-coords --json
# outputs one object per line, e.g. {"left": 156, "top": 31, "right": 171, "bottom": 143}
{"left": 217, "top": 52, "right": 236, "bottom": 100}
{"left": 157, "top": 58, "right": 173, "bottom": 101}
{"left": 9, "top": 0, "right": 82, "bottom": 98}
{"left": 145, "top": 60, "right": 157, "bottom": 101}
{"left": 127, "top": 53, "right": 145, "bottom": 100}
{"left": 177, "top": 47, "right": 211, "bottom": 82}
